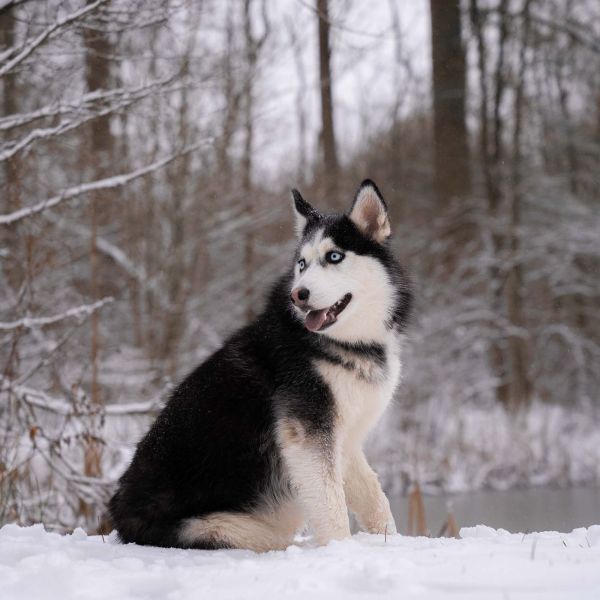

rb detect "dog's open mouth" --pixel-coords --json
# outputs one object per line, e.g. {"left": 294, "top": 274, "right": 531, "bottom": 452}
{"left": 304, "top": 293, "right": 352, "bottom": 332}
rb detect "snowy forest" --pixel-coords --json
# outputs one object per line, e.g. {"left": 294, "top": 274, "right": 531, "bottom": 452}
{"left": 0, "top": 0, "right": 599, "bottom": 534}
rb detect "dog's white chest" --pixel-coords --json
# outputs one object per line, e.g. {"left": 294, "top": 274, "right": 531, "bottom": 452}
{"left": 315, "top": 336, "right": 402, "bottom": 451}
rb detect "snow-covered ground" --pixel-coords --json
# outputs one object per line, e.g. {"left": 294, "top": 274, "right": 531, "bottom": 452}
{"left": 1, "top": 524, "right": 599, "bottom": 600}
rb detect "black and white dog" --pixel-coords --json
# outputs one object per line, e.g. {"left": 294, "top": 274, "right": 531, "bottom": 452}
{"left": 109, "top": 180, "right": 411, "bottom": 551}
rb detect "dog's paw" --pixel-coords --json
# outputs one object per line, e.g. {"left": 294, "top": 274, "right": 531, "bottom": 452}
{"left": 365, "top": 518, "right": 397, "bottom": 536}
{"left": 313, "top": 521, "right": 351, "bottom": 546}
{"left": 360, "top": 502, "right": 397, "bottom": 535}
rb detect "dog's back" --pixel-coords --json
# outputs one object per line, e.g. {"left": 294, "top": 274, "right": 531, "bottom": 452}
{"left": 109, "top": 302, "right": 283, "bottom": 547}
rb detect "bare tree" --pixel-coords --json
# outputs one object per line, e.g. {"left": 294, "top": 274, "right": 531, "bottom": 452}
{"left": 76, "top": 0, "right": 115, "bottom": 522}
{"left": 317, "top": 0, "right": 339, "bottom": 201}
{"left": 503, "top": 0, "right": 533, "bottom": 411}
{"left": 429, "top": 0, "right": 471, "bottom": 207}
{"left": 242, "top": 0, "right": 269, "bottom": 321}
{"left": 83, "top": 0, "right": 113, "bottom": 409}
{"left": 0, "top": 4, "right": 21, "bottom": 295}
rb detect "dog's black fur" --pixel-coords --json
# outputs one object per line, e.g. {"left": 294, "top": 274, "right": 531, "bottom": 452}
{"left": 108, "top": 182, "right": 411, "bottom": 549}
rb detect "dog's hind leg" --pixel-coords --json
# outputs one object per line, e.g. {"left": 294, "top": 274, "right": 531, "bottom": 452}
{"left": 178, "top": 507, "right": 300, "bottom": 552}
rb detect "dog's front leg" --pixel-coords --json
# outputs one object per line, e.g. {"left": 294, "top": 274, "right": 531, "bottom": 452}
{"left": 343, "top": 449, "right": 397, "bottom": 535}
{"left": 278, "top": 419, "right": 350, "bottom": 545}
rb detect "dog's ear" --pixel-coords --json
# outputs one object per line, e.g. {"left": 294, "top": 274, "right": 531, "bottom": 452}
{"left": 349, "top": 179, "right": 391, "bottom": 243}
{"left": 291, "top": 189, "right": 319, "bottom": 238}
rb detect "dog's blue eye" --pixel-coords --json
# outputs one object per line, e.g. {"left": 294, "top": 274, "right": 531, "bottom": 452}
{"left": 298, "top": 258, "right": 306, "bottom": 272}
{"left": 326, "top": 251, "right": 344, "bottom": 264}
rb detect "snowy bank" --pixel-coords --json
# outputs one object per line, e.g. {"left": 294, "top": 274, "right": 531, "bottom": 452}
{"left": 1, "top": 524, "right": 599, "bottom": 600}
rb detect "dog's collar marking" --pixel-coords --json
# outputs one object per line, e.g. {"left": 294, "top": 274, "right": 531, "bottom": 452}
{"left": 313, "top": 340, "right": 388, "bottom": 383}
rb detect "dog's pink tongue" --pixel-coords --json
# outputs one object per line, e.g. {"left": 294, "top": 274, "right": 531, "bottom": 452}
{"left": 305, "top": 308, "right": 328, "bottom": 332}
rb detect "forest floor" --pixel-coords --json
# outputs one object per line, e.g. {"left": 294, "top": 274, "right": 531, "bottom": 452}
{"left": 1, "top": 524, "right": 599, "bottom": 599}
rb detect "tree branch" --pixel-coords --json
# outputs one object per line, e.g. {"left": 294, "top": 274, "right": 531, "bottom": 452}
{"left": 0, "top": 140, "right": 212, "bottom": 225}
{"left": 0, "top": 74, "right": 180, "bottom": 132}
{"left": 0, "top": 0, "right": 110, "bottom": 76}
{"left": 0, "top": 297, "right": 113, "bottom": 331}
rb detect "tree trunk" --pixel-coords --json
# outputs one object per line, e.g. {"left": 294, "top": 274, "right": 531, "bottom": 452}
{"left": 0, "top": 5, "right": 22, "bottom": 381}
{"left": 216, "top": 8, "right": 242, "bottom": 193}
{"left": 1, "top": 5, "right": 23, "bottom": 293}
{"left": 162, "top": 30, "right": 195, "bottom": 372}
{"left": 470, "top": 0, "right": 511, "bottom": 407}
{"left": 242, "top": 0, "right": 257, "bottom": 322}
{"left": 429, "top": 0, "right": 474, "bottom": 285}
{"left": 83, "top": 0, "right": 112, "bottom": 408}
{"left": 241, "top": 0, "right": 269, "bottom": 322}
{"left": 504, "top": 0, "right": 533, "bottom": 411}
{"left": 317, "top": 0, "right": 339, "bottom": 202}
{"left": 288, "top": 20, "right": 308, "bottom": 186}
{"left": 430, "top": 0, "right": 470, "bottom": 206}
{"left": 81, "top": 1, "right": 112, "bottom": 508}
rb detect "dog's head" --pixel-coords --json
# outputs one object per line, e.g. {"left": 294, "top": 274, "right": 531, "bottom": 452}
{"left": 289, "top": 180, "right": 407, "bottom": 344}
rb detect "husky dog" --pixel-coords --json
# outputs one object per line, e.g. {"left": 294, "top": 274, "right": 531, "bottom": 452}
{"left": 109, "top": 180, "right": 411, "bottom": 551}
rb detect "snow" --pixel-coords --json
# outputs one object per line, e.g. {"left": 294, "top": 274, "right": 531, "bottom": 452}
{"left": 1, "top": 524, "right": 599, "bottom": 600}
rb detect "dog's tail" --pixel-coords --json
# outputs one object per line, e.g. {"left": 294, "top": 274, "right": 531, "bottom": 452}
{"left": 112, "top": 515, "right": 227, "bottom": 549}
{"left": 108, "top": 489, "right": 226, "bottom": 549}
{"left": 109, "top": 490, "right": 292, "bottom": 551}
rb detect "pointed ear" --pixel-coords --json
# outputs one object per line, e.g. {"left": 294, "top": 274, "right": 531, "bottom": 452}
{"left": 349, "top": 180, "right": 391, "bottom": 243}
{"left": 291, "top": 189, "right": 318, "bottom": 237}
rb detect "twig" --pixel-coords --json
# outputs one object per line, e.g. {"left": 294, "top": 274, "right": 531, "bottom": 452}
{"left": 530, "top": 538, "right": 538, "bottom": 560}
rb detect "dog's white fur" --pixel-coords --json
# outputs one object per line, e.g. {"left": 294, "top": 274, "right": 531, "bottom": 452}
{"left": 293, "top": 232, "right": 397, "bottom": 345}
{"left": 180, "top": 500, "right": 304, "bottom": 552}
{"left": 277, "top": 417, "right": 351, "bottom": 545}
{"left": 315, "top": 333, "right": 401, "bottom": 537}
{"left": 272, "top": 331, "right": 401, "bottom": 544}
{"left": 281, "top": 204, "right": 401, "bottom": 543}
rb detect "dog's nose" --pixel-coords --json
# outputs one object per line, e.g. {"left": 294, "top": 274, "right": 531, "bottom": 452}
{"left": 291, "top": 287, "right": 310, "bottom": 306}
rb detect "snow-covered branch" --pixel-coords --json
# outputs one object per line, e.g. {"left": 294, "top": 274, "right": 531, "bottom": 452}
{"left": 0, "top": 141, "right": 212, "bottom": 225}
{"left": 0, "top": 76, "right": 182, "bottom": 132}
{"left": 0, "top": 76, "right": 184, "bottom": 162}
{"left": 0, "top": 297, "right": 113, "bottom": 331}
{"left": 0, "top": 0, "right": 110, "bottom": 76}
{"left": 1, "top": 380, "right": 164, "bottom": 416}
